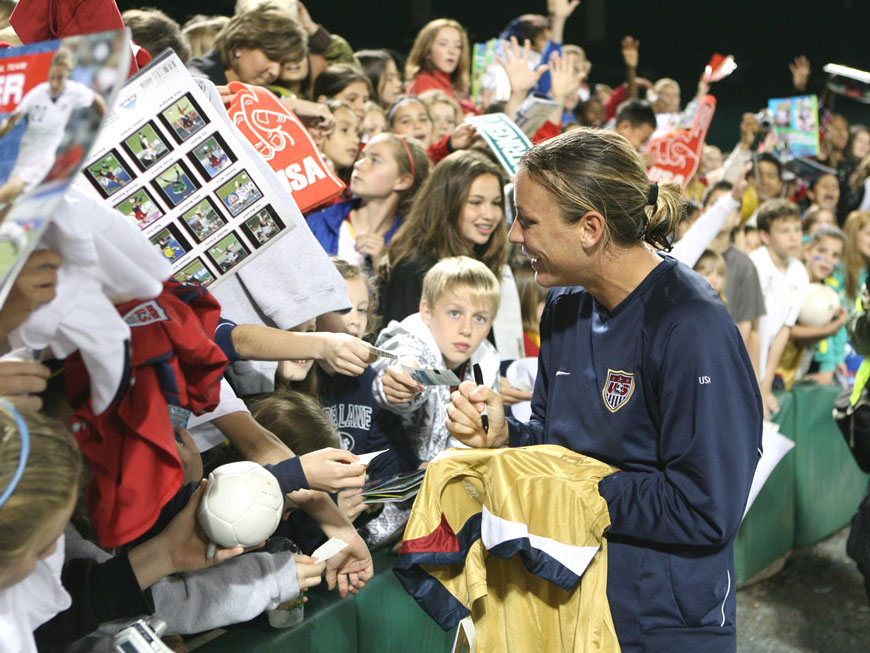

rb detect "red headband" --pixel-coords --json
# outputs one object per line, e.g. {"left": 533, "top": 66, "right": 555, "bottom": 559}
{"left": 398, "top": 137, "right": 415, "bottom": 179}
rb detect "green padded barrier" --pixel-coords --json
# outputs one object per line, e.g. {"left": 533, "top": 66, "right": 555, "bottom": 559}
{"left": 355, "top": 548, "right": 457, "bottom": 653}
{"left": 791, "top": 383, "right": 870, "bottom": 547}
{"left": 734, "top": 389, "right": 796, "bottom": 585}
{"left": 196, "top": 575, "right": 358, "bottom": 652}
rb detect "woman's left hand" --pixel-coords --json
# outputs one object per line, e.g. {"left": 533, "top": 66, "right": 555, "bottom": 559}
{"left": 498, "top": 376, "right": 533, "bottom": 406}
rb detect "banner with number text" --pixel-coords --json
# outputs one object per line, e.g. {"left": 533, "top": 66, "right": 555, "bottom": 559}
{"left": 227, "top": 83, "right": 345, "bottom": 213}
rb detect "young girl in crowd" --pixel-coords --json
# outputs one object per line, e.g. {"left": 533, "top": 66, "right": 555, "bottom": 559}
{"left": 693, "top": 249, "right": 728, "bottom": 303}
{"left": 376, "top": 150, "right": 508, "bottom": 327}
{"left": 418, "top": 90, "right": 462, "bottom": 145}
{"left": 360, "top": 101, "right": 387, "bottom": 143}
{"left": 806, "top": 173, "right": 841, "bottom": 217}
{"left": 776, "top": 226, "right": 849, "bottom": 388}
{"left": 405, "top": 18, "right": 472, "bottom": 113}
{"left": 275, "top": 317, "right": 319, "bottom": 392}
{"left": 803, "top": 226, "right": 849, "bottom": 385}
{"left": 0, "top": 408, "right": 82, "bottom": 652}
{"left": 306, "top": 132, "right": 429, "bottom": 269}
{"left": 355, "top": 49, "right": 404, "bottom": 109}
{"left": 313, "top": 64, "right": 372, "bottom": 121}
{"left": 389, "top": 96, "right": 434, "bottom": 147}
{"left": 838, "top": 210, "right": 870, "bottom": 305}
{"left": 803, "top": 205, "right": 838, "bottom": 237}
{"left": 249, "top": 390, "right": 341, "bottom": 454}
{"left": 841, "top": 125, "right": 870, "bottom": 215}
{"left": 315, "top": 100, "right": 360, "bottom": 182}
{"left": 388, "top": 95, "right": 477, "bottom": 165}
{"left": 313, "top": 260, "right": 417, "bottom": 488}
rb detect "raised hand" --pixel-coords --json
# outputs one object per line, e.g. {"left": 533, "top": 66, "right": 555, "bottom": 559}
{"left": 496, "top": 37, "right": 548, "bottom": 99}
{"left": 548, "top": 51, "right": 581, "bottom": 107}
{"left": 789, "top": 55, "right": 810, "bottom": 91}
{"left": 621, "top": 36, "right": 639, "bottom": 69}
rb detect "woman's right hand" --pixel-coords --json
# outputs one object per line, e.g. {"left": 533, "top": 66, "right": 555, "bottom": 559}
{"left": 299, "top": 448, "right": 367, "bottom": 493}
{"left": 446, "top": 381, "right": 509, "bottom": 448}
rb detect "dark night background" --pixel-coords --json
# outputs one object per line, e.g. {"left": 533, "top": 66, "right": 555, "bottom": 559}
{"left": 119, "top": 0, "right": 869, "bottom": 148}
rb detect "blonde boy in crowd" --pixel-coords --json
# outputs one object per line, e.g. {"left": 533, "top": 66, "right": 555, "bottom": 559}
{"left": 750, "top": 199, "right": 810, "bottom": 416}
{"left": 372, "top": 256, "right": 501, "bottom": 463}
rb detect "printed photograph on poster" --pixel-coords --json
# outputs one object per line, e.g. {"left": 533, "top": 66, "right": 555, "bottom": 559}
{"left": 180, "top": 197, "right": 226, "bottom": 242}
{"left": 160, "top": 94, "right": 207, "bottom": 143}
{"left": 153, "top": 160, "right": 198, "bottom": 207}
{"left": 150, "top": 224, "right": 190, "bottom": 264}
{"left": 114, "top": 187, "right": 163, "bottom": 230}
{"left": 84, "top": 150, "right": 134, "bottom": 198}
{"left": 206, "top": 231, "right": 250, "bottom": 272}
{"left": 767, "top": 95, "right": 819, "bottom": 159}
{"left": 0, "top": 38, "right": 118, "bottom": 206}
{"left": 189, "top": 133, "right": 235, "bottom": 180}
{"left": 0, "top": 29, "right": 129, "bottom": 308}
{"left": 215, "top": 170, "right": 262, "bottom": 216}
{"left": 175, "top": 256, "right": 216, "bottom": 286}
{"left": 241, "top": 205, "right": 284, "bottom": 248}
{"left": 122, "top": 121, "right": 170, "bottom": 171}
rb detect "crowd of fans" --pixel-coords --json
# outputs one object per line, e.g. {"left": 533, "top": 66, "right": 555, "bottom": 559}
{"left": 0, "top": 0, "right": 868, "bottom": 650}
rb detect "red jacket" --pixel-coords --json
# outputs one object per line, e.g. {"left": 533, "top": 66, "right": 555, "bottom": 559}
{"left": 66, "top": 281, "right": 227, "bottom": 547}
{"left": 10, "top": 0, "right": 145, "bottom": 76}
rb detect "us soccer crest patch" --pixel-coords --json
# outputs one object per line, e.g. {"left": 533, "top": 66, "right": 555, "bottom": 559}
{"left": 602, "top": 369, "right": 635, "bottom": 413}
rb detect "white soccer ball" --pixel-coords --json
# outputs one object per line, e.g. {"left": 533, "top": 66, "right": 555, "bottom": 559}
{"left": 197, "top": 461, "right": 284, "bottom": 548}
{"left": 798, "top": 283, "right": 840, "bottom": 327}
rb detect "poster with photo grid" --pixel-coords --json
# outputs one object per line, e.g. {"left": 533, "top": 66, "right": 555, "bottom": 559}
{"left": 73, "top": 51, "right": 296, "bottom": 287}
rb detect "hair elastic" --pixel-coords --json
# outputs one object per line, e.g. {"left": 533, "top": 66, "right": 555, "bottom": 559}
{"left": 647, "top": 182, "right": 659, "bottom": 206}
{"left": 0, "top": 399, "right": 30, "bottom": 510}
{"left": 397, "top": 136, "right": 416, "bottom": 178}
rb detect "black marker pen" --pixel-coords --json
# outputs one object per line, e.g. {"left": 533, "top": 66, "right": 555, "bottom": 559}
{"left": 472, "top": 363, "right": 489, "bottom": 434}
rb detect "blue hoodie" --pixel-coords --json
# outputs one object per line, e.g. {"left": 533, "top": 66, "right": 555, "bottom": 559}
{"left": 508, "top": 257, "right": 762, "bottom": 652}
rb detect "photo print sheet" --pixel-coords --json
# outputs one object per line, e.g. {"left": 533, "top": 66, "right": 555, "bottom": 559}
{"left": 0, "top": 29, "right": 129, "bottom": 305}
{"left": 74, "top": 51, "right": 297, "bottom": 287}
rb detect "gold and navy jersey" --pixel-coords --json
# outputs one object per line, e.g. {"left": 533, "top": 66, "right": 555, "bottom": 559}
{"left": 395, "top": 445, "right": 620, "bottom": 653}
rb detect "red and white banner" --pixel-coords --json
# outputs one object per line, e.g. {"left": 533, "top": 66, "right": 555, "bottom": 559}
{"left": 647, "top": 94, "right": 717, "bottom": 191}
{"left": 227, "top": 82, "right": 345, "bottom": 212}
{"left": 0, "top": 51, "right": 52, "bottom": 114}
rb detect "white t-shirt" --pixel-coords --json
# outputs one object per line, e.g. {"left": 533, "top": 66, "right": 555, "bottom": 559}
{"left": 188, "top": 378, "right": 251, "bottom": 451}
{"left": 749, "top": 246, "right": 809, "bottom": 379}
{"left": 0, "top": 534, "right": 71, "bottom": 653}
{"left": 13, "top": 80, "right": 95, "bottom": 174}
{"left": 336, "top": 219, "right": 364, "bottom": 267}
